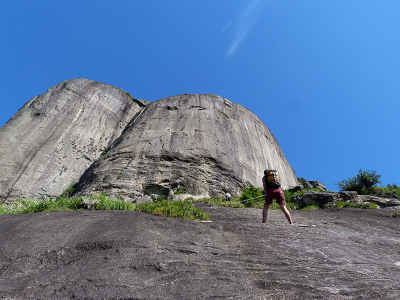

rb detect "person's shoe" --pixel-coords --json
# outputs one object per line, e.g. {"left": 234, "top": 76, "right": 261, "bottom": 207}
{"left": 262, "top": 221, "right": 266, "bottom": 223}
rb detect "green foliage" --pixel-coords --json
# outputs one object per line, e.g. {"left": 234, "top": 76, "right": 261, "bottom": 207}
{"left": 0, "top": 196, "right": 86, "bottom": 214}
{"left": 136, "top": 199, "right": 209, "bottom": 220}
{"left": 218, "top": 110, "right": 229, "bottom": 118}
{"left": 84, "top": 155, "right": 92, "bottom": 162}
{"left": 282, "top": 189, "right": 297, "bottom": 205}
{"left": 335, "top": 169, "right": 382, "bottom": 194}
{"left": 89, "top": 194, "right": 135, "bottom": 210}
{"left": 300, "top": 205, "right": 320, "bottom": 210}
{"left": 174, "top": 186, "right": 187, "bottom": 195}
{"left": 391, "top": 211, "right": 399, "bottom": 218}
{"left": 0, "top": 194, "right": 209, "bottom": 221}
{"left": 355, "top": 202, "right": 379, "bottom": 209}
{"left": 101, "top": 147, "right": 109, "bottom": 155}
{"left": 198, "top": 197, "right": 245, "bottom": 208}
{"left": 327, "top": 200, "right": 378, "bottom": 209}
{"left": 369, "top": 184, "right": 400, "bottom": 197}
{"left": 240, "top": 185, "right": 264, "bottom": 207}
{"left": 62, "top": 182, "right": 79, "bottom": 197}
{"left": 0, "top": 198, "right": 40, "bottom": 214}
{"left": 297, "top": 177, "right": 308, "bottom": 187}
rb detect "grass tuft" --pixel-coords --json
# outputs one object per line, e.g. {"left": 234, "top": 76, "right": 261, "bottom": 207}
{"left": 0, "top": 194, "right": 209, "bottom": 221}
{"left": 136, "top": 199, "right": 209, "bottom": 220}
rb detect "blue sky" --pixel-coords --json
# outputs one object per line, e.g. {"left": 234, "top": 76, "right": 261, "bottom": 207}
{"left": 1, "top": 0, "right": 399, "bottom": 191}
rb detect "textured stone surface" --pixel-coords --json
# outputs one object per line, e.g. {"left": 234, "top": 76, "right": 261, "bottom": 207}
{"left": 292, "top": 192, "right": 340, "bottom": 207}
{"left": 1, "top": 207, "right": 399, "bottom": 299}
{"left": 359, "top": 194, "right": 400, "bottom": 208}
{"left": 76, "top": 94, "right": 298, "bottom": 199}
{"left": 308, "top": 180, "right": 327, "bottom": 190}
{"left": 0, "top": 78, "right": 148, "bottom": 201}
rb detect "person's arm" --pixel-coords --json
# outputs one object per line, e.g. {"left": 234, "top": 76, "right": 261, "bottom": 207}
{"left": 262, "top": 176, "right": 267, "bottom": 192}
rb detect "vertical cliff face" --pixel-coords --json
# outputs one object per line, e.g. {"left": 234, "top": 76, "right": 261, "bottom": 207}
{"left": 0, "top": 78, "right": 148, "bottom": 201}
{"left": 76, "top": 94, "right": 298, "bottom": 199}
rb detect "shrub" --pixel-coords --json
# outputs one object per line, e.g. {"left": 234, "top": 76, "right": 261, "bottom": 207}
{"left": 335, "top": 169, "right": 381, "bottom": 194}
{"left": 369, "top": 184, "right": 400, "bottom": 197}
{"left": 136, "top": 199, "right": 209, "bottom": 221}
{"left": 240, "top": 185, "right": 263, "bottom": 207}
{"left": 90, "top": 194, "right": 134, "bottom": 210}
{"left": 174, "top": 186, "right": 187, "bottom": 195}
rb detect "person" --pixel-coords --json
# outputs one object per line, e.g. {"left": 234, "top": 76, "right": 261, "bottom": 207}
{"left": 262, "top": 170, "right": 293, "bottom": 224}
{"left": 225, "top": 192, "right": 231, "bottom": 202}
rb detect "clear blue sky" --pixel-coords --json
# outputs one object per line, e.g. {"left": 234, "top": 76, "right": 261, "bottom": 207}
{"left": 1, "top": 0, "right": 399, "bottom": 191}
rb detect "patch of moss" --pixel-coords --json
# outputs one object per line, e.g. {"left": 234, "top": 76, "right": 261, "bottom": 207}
{"left": 218, "top": 110, "right": 229, "bottom": 118}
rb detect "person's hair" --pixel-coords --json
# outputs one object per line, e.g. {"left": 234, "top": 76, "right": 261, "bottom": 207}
{"left": 264, "top": 170, "right": 268, "bottom": 176}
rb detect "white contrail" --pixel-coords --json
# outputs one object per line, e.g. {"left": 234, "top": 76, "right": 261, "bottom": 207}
{"left": 226, "top": 0, "right": 272, "bottom": 57}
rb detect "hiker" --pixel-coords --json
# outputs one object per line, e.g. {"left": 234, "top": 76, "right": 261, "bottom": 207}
{"left": 262, "top": 170, "right": 293, "bottom": 224}
{"left": 226, "top": 192, "right": 231, "bottom": 202}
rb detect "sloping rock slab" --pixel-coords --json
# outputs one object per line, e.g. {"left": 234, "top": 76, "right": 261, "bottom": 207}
{"left": 0, "top": 207, "right": 399, "bottom": 299}
{"left": 359, "top": 195, "right": 400, "bottom": 208}
{"left": 0, "top": 78, "right": 148, "bottom": 201}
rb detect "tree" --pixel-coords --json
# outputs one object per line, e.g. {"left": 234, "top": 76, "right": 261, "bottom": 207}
{"left": 335, "top": 169, "right": 381, "bottom": 194}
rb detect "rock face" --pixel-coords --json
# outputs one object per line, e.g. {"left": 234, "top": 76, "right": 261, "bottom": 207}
{"left": 291, "top": 191, "right": 400, "bottom": 209}
{"left": 0, "top": 79, "right": 148, "bottom": 201}
{"left": 1, "top": 207, "right": 400, "bottom": 299}
{"left": 76, "top": 94, "right": 298, "bottom": 199}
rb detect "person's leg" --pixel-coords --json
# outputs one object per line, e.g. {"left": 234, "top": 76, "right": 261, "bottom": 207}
{"left": 279, "top": 203, "right": 293, "bottom": 224}
{"left": 262, "top": 202, "right": 271, "bottom": 223}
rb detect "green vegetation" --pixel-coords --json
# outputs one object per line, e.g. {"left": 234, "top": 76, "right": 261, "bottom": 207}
{"left": 62, "top": 182, "right": 79, "bottom": 197}
{"left": 136, "top": 199, "right": 209, "bottom": 220}
{"left": 101, "top": 147, "right": 109, "bottom": 155}
{"left": 218, "top": 110, "right": 229, "bottom": 118}
{"left": 197, "top": 196, "right": 245, "bottom": 208}
{"left": 0, "top": 194, "right": 208, "bottom": 221}
{"left": 239, "top": 185, "right": 263, "bottom": 207}
{"left": 3, "top": 175, "right": 387, "bottom": 219}
{"left": 89, "top": 194, "right": 135, "bottom": 210}
{"left": 0, "top": 196, "right": 85, "bottom": 214}
{"left": 369, "top": 184, "right": 400, "bottom": 197}
{"left": 299, "top": 205, "right": 320, "bottom": 210}
{"left": 391, "top": 211, "right": 399, "bottom": 218}
{"left": 329, "top": 200, "right": 378, "bottom": 209}
{"left": 174, "top": 186, "right": 187, "bottom": 195}
{"left": 336, "top": 169, "right": 400, "bottom": 197}
{"left": 335, "top": 169, "right": 381, "bottom": 194}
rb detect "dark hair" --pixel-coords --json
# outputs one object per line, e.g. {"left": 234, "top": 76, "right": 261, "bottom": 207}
{"left": 264, "top": 170, "right": 268, "bottom": 176}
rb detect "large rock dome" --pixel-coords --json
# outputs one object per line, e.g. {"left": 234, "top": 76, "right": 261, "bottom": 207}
{"left": 76, "top": 94, "right": 298, "bottom": 199}
{"left": 0, "top": 78, "right": 148, "bottom": 201}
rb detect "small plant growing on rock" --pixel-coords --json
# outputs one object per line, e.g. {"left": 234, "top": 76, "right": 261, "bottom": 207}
{"left": 218, "top": 110, "right": 229, "bottom": 118}
{"left": 240, "top": 185, "right": 263, "bottom": 207}
{"left": 174, "top": 186, "right": 187, "bottom": 195}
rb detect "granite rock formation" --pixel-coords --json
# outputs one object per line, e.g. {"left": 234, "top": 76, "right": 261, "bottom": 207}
{"left": 1, "top": 207, "right": 399, "bottom": 299}
{"left": 0, "top": 78, "right": 148, "bottom": 201}
{"left": 76, "top": 94, "right": 298, "bottom": 200}
{"left": 292, "top": 191, "right": 400, "bottom": 209}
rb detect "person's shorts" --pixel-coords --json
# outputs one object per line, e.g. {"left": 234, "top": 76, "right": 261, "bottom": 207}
{"left": 265, "top": 188, "right": 285, "bottom": 205}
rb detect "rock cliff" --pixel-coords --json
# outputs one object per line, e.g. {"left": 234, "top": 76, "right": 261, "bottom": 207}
{"left": 0, "top": 78, "right": 148, "bottom": 201}
{"left": 76, "top": 94, "right": 298, "bottom": 199}
{"left": 0, "top": 80, "right": 298, "bottom": 202}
